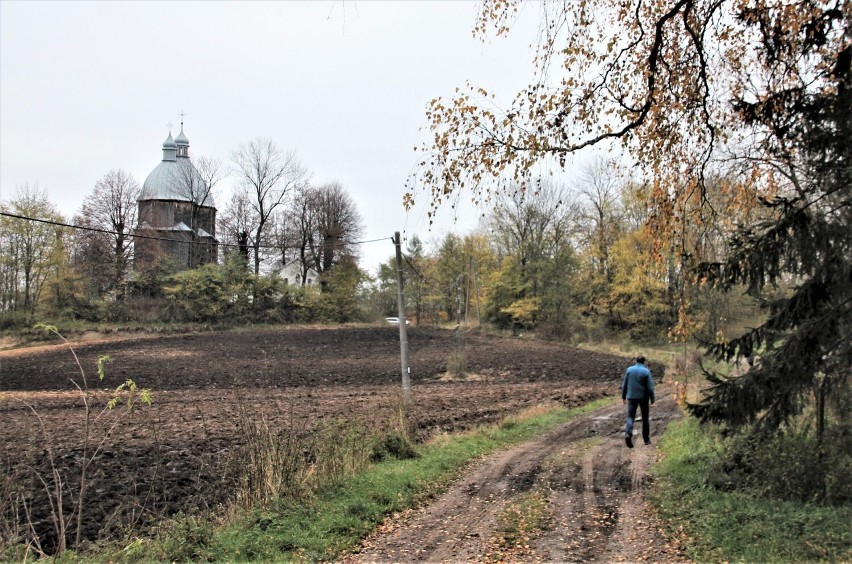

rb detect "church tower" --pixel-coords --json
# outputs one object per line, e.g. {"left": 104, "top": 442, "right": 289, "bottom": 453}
{"left": 134, "top": 122, "right": 218, "bottom": 272}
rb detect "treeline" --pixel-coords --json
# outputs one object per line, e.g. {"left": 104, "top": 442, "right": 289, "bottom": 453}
{"left": 0, "top": 136, "right": 369, "bottom": 328}
{"left": 371, "top": 161, "right": 760, "bottom": 344}
{"left": 2, "top": 157, "right": 760, "bottom": 346}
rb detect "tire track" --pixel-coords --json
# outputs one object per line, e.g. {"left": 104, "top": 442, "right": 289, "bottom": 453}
{"left": 348, "top": 396, "right": 685, "bottom": 563}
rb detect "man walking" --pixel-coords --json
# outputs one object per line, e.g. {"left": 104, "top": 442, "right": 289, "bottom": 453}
{"left": 622, "top": 355, "right": 655, "bottom": 448}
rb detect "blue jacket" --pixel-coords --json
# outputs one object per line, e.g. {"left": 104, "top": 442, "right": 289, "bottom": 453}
{"left": 621, "top": 362, "right": 655, "bottom": 402}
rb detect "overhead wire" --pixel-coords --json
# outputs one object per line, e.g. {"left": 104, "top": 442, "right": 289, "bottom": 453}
{"left": 0, "top": 211, "right": 466, "bottom": 294}
{"left": 0, "top": 211, "right": 393, "bottom": 252}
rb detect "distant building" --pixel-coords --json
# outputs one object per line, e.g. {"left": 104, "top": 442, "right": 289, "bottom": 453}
{"left": 134, "top": 124, "right": 218, "bottom": 271}
{"left": 273, "top": 258, "right": 319, "bottom": 287}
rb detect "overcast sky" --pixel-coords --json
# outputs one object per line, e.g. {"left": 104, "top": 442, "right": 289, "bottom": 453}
{"left": 0, "top": 1, "right": 578, "bottom": 273}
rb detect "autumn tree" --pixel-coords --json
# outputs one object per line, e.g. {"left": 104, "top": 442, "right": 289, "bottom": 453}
{"left": 431, "top": 233, "right": 468, "bottom": 322}
{"left": 574, "top": 158, "right": 625, "bottom": 317}
{"left": 43, "top": 228, "right": 89, "bottom": 318}
{"left": 606, "top": 219, "right": 675, "bottom": 341}
{"left": 70, "top": 217, "right": 114, "bottom": 303}
{"left": 401, "top": 234, "right": 429, "bottom": 324}
{"left": 373, "top": 235, "right": 435, "bottom": 323}
{"left": 311, "top": 257, "right": 367, "bottom": 323}
{"left": 74, "top": 169, "right": 140, "bottom": 297}
{"left": 409, "top": 0, "right": 849, "bottom": 495}
{"left": 381, "top": 232, "right": 495, "bottom": 326}
{"left": 0, "top": 184, "right": 66, "bottom": 318}
{"left": 232, "top": 138, "right": 308, "bottom": 274}
{"left": 373, "top": 260, "right": 401, "bottom": 319}
{"left": 486, "top": 183, "right": 579, "bottom": 333}
{"left": 461, "top": 231, "right": 497, "bottom": 326}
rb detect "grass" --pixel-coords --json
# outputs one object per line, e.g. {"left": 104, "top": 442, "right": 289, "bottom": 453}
{"left": 649, "top": 416, "right": 852, "bottom": 563}
{"left": 580, "top": 337, "right": 852, "bottom": 561}
{"left": 114, "top": 396, "right": 617, "bottom": 562}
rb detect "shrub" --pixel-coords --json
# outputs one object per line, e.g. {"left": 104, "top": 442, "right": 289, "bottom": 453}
{"left": 371, "top": 431, "right": 418, "bottom": 463}
{"left": 719, "top": 426, "right": 852, "bottom": 505}
{"left": 0, "top": 311, "right": 30, "bottom": 331}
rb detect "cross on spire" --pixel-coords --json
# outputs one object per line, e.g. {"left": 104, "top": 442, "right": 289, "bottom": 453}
{"left": 179, "top": 110, "right": 186, "bottom": 128}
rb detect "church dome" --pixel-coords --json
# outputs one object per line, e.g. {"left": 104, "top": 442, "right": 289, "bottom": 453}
{"left": 141, "top": 128, "right": 214, "bottom": 207}
{"left": 175, "top": 129, "right": 189, "bottom": 146}
{"left": 141, "top": 161, "right": 214, "bottom": 207}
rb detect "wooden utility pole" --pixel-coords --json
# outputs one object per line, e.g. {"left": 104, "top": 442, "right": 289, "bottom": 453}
{"left": 394, "top": 232, "right": 411, "bottom": 401}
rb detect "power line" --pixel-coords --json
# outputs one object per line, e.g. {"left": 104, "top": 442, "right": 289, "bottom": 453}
{"left": 0, "top": 211, "right": 391, "bottom": 251}
{"left": 402, "top": 252, "right": 425, "bottom": 280}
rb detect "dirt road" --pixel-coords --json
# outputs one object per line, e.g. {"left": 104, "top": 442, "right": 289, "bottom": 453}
{"left": 348, "top": 394, "right": 687, "bottom": 563}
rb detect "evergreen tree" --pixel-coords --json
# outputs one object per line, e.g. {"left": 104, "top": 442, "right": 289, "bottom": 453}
{"left": 690, "top": 10, "right": 850, "bottom": 442}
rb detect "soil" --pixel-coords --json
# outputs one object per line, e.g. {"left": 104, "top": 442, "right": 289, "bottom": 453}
{"left": 0, "top": 325, "right": 678, "bottom": 559}
{"left": 346, "top": 397, "right": 687, "bottom": 563}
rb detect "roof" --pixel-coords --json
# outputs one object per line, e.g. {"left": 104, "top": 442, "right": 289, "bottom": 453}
{"left": 141, "top": 127, "right": 215, "bottom": 207}
{"left": 141, "top": 159, "right": 215, "bottom": 207}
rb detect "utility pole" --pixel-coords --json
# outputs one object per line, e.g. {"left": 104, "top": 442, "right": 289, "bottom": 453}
{"left": 394, "top": 232, "right": 411, "bottom": 401}
{"left": 456, "top": 274, "right": 463, "bottom": 349}
{"left": 472, "top": 257, "right": 481, "bottom": 325}
{"left": 466, "top": 256, "right": 472, "bottom": 325}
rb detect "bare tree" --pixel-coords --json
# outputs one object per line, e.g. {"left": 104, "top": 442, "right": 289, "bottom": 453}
{"left": 576, "top": 158, "right": 624, "bottom": 285}
{"left": 486, "top": 182, "right": 580, "bottom": 330}
{"left": 75, "top": 169, "right": 140, "bottom": 296}
{"left": 170, "top": 156, "right": 218, "bottom": 268}
{"left": 279, "top": 184, "right": 317, "bottom": 285}
{"left": 307, "top": 182, "right": 364, "bottom": 288}
{"left": 232, "top": 138, "right": 308, "bottom": 274}
{"left": 218, "top": 190, "right": 257, "bottom": 268}
{"left": 195, "top": 155, "right": 228, "bottom": 196}
{"left": 488, "top": 183, "right": 577, "bottom": 288}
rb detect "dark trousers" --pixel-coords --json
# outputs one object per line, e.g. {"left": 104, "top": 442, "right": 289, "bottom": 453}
{"left": 625, "top": 398, "right": 650, "bottom": 443}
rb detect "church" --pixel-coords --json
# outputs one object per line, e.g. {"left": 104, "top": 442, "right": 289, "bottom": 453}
{"left": 134, "top": 123, "right": 218, "bottom": 271}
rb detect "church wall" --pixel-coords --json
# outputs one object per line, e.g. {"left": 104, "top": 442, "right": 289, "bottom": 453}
{"left": 139, "top": 200, "right": 215, "bottom": 233}
{"left": 138, "top": 200, "right": 175, "bottom": 228}
{"left": 135, "top": 199, "right": 218, "bottom": 270}
{"left": 136, "top": 128, "right": 218, "bottom": 273}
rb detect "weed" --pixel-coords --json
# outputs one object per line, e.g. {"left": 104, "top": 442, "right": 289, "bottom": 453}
{"left": 2, "top": 324, "right": 151, "bottom": 556}
{"left": 226, "top": 400, "right": 387, "bottom": 512}
{"left": 371, "top": 430, "right": 418, "bottom": 462}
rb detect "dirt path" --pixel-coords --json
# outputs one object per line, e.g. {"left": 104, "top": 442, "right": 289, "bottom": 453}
{"left": 347, "top": 393, "right": 688, "bottom": 563}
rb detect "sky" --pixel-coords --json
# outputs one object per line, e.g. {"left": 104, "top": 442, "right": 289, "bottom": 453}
{"left": 0, "top": 1, "right": 567, "bottom": 274}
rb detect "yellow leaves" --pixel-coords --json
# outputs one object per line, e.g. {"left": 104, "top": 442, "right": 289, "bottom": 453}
{"left": 402, "top": 192, "right": 415, "bottom": 211}
{"left": 411, "top": 0, "right": 832, "bottom": 252}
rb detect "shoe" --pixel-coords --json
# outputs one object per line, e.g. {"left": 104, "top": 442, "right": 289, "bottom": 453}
{"left": 625, "top": 435, "right": 634, "bottom": 448}
{"left": 644, "top": 440, "right": 651, "bottom": 445}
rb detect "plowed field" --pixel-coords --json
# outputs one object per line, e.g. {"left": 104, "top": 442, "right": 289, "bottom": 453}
{"left": 0, "top": 326, "right": 645, "bottom": 552}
